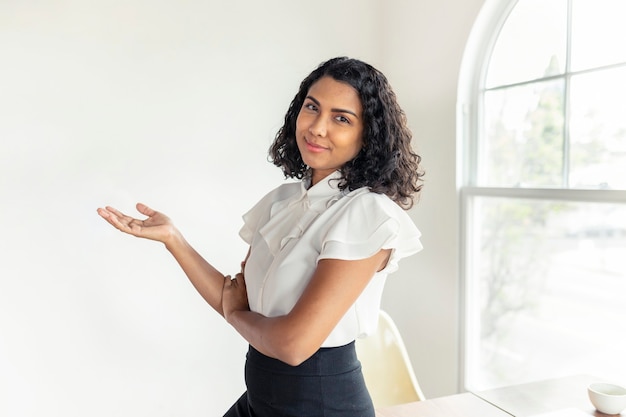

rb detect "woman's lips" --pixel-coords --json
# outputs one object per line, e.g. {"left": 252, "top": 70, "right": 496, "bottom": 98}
{"left": 304, "top": 138, "right": 328, "bottom": 153}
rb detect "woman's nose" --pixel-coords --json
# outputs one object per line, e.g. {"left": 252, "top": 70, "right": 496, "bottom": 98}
{"left": 308, "top": 116, "right": 327, "bottom": 137}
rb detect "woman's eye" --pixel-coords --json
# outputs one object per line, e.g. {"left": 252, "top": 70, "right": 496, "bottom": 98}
{"left": 304, "top": 103, "right": 317, "bottom": 111}
{"left": 335, "top": 115, "right": 350, "bottom": 124}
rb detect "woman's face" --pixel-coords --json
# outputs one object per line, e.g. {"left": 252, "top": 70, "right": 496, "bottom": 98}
{"left": 295, "top": 76, "right": 364, "bottom": 186}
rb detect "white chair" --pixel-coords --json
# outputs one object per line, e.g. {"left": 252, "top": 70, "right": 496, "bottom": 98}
{"left": 356, "top": 310, "right": 425, "bottom": 408}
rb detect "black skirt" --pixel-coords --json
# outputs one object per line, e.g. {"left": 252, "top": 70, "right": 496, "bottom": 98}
{"left": 223, "top": 341, "right": 375, "bottom": 417}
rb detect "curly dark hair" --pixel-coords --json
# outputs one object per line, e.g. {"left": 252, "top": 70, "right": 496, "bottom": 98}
{"left": 269, "top": 57, "right": 424, "bottom": 209}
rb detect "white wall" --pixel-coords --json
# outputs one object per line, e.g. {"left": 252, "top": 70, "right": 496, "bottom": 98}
{"left": 0, "top": 0, "right": 485, "bottom": 415}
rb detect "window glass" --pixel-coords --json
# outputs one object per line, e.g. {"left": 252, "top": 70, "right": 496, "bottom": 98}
{"left": 571, "top": 0, "right": 626, "bottom": 71}
{"left": 467, "top": 197, "right": 626, "bottom": 389}
{"left": 569, "top": 66, "right": 626, "bottom": 190}
{"left": 482, "top": 80, "right": 564, "bottom": 187}
{"left": 486, "top": 0, "right": 566, "bottom": 88}
{"left": 463, "top": 0, "right": 626, "bottom": 392}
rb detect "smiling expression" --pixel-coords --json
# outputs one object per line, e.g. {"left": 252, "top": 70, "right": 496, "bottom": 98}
{"left": 295, "top": 76, "right": 364, "bottom": 186}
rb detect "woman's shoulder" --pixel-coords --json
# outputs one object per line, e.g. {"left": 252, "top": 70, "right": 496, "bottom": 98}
{"left": 322, "top": 187, "right": 420, "bottom": 237}
{"left": 319, "top": 186, "right": 422, "bottom": 263}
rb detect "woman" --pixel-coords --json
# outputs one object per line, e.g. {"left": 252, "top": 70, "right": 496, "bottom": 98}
{"left": 97, "top": 57, "right": 424, "bottom": 416}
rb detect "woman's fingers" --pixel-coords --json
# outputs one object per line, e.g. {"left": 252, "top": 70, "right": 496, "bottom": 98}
{"left": 103, "top": 204, "right": 151, "bottom": 223}
{"left": 109, "top": 213, "right": 135, "bottom": 232}
{"left": 222, "top": 273, "right": 249, "bottom": 320}
{"left": 97, "top": 206, "right": 141, "bottom": 234}
{"left": 223, "top": 274, "right": 243, "bottom": 293}
{"left": 102, "top": 206, "right": 118, "bottom": 214}
{"left": 136, "top": 202, "right": 156, "bottom": 217}
{"left": 223, "top": 275, "right": 234, "bottom": 291}
{"left": 97, "top": 207, "right": 122, "bottom": 227}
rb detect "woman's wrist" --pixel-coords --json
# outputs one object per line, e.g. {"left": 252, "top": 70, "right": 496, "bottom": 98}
{"left": 163, "top": 228, "right": 186, "bottom": 252}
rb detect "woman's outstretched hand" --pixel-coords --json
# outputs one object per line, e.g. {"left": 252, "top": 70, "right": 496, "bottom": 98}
{"left": 96, "top": 203, "right": 178, "bottom": 245}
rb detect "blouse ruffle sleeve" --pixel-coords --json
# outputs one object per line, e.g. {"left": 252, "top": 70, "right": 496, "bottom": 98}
{"left": 239, "top": 190, "right": 276, "bottom": 245}
{"left": 318, "top": 190, "right": 422, "bottom": 274}
{"left": 239, "top": 183, "right": 302, "bottom": 245}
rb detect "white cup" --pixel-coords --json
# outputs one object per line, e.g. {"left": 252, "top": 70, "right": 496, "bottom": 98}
{"left": 588, "top": 382, "right": 626, "bottom": 415}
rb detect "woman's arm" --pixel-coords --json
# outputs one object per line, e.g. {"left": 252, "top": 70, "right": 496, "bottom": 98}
{"left": 163, "top": 231, "right": 229, "bottom": 316}
{"left": 222, "top": 248, "right": 391, "bottom": 366}
{"left": 97, "top": 203, "right": 239, "bottom": 316}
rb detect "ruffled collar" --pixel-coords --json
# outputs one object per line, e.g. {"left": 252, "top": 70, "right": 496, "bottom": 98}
{"left": 299, "top": 170, "right": 345, "bottom": 204}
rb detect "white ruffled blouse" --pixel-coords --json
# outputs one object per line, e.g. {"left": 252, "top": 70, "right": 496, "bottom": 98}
{"left": 239, "top": 171, "right": 422, "bottom": 347}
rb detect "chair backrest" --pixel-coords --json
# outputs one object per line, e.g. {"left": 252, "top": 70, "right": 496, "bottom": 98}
{"left": 355, "top": 310, "right": 425, "bottom": 408}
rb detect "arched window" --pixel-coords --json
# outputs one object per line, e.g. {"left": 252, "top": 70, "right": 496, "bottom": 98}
{"left": 459, "top": 0, "right": 626, "bottom": 391}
